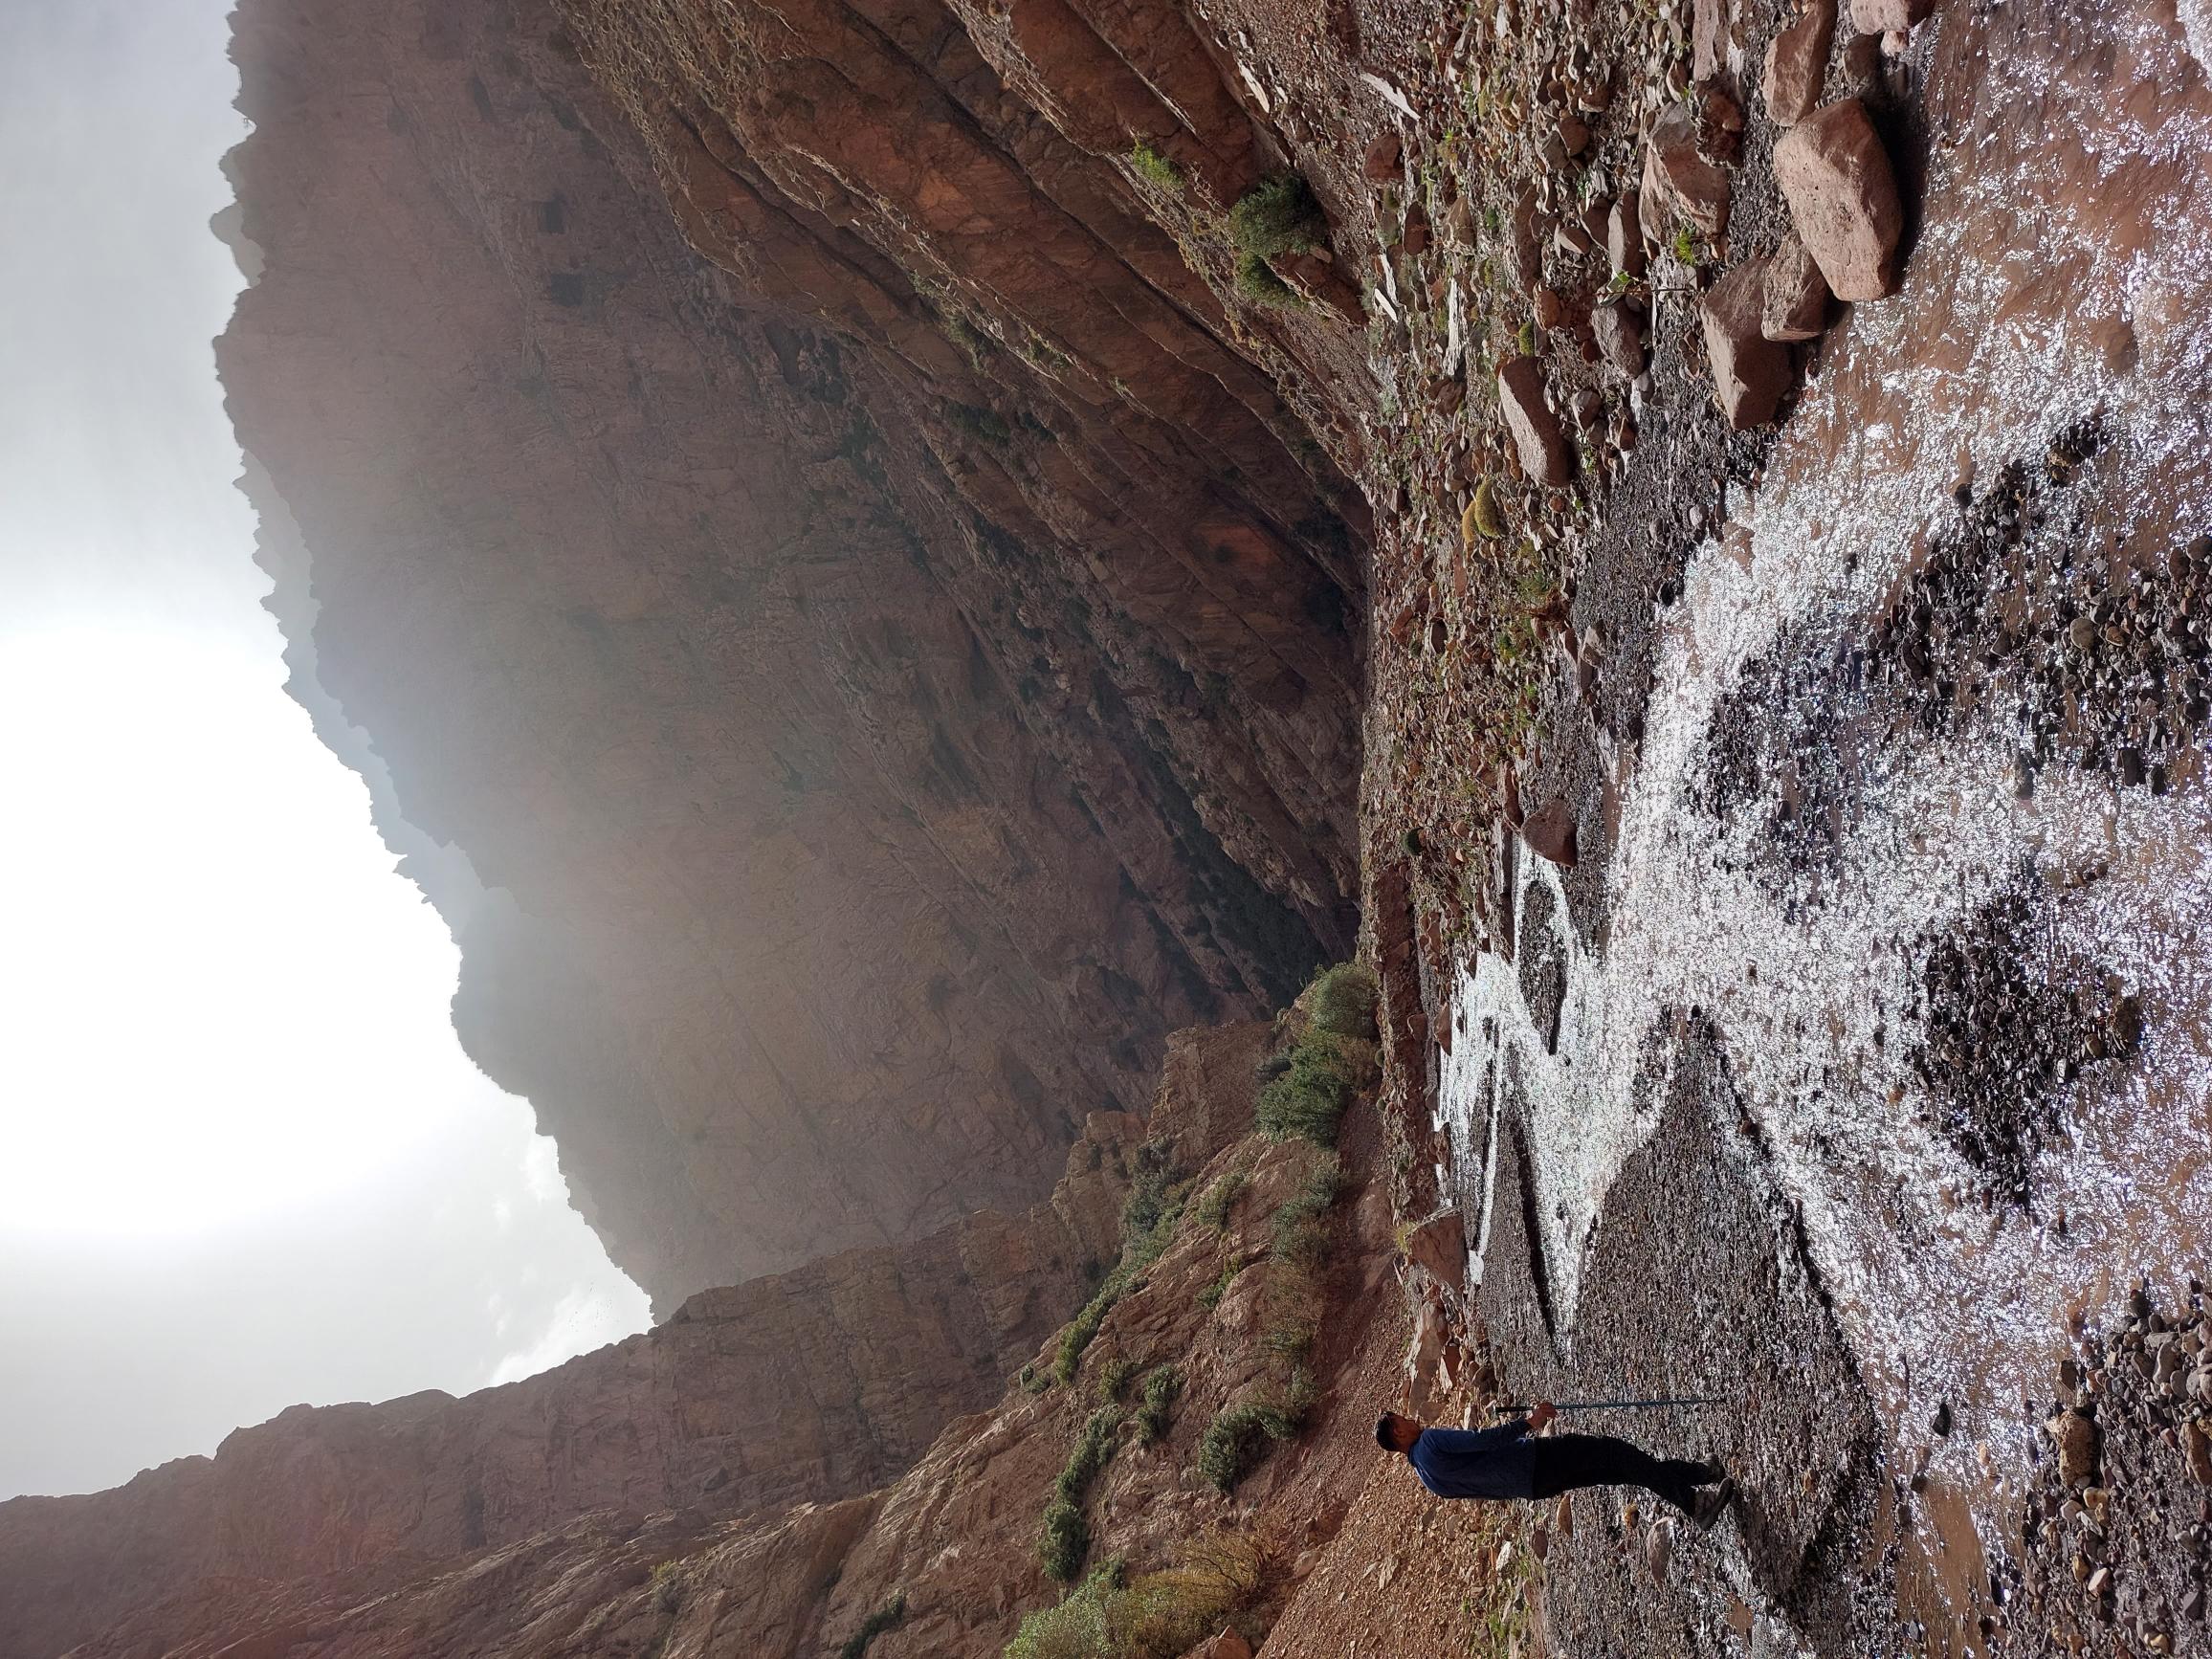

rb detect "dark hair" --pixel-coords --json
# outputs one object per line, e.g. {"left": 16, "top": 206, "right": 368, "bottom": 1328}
{"left": 1375, "top": 1413, "right": 1402, "bottom": 1449}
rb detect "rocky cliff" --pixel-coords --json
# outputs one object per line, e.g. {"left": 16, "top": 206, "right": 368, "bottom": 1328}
{"left": 5, "top": 1019, "right": 1423, "bottom": 1659}
{"left": 219, "top": 0, "right": 1367, "bottom": 1310}
{"left": 0, "top": 1062, "right": 1228, "bottom": 1659}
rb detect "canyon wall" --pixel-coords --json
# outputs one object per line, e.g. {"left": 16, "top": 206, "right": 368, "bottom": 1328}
{"left": 0, "top": 1086, "right": 1180, "bottom": 1659}
{"left": 219, "top": 0, "right": 1367, "bottom": 1311}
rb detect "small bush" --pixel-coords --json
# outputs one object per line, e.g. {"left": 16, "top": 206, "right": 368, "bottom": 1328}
{"left": 1019, "top": 1360, "right": 1050, "bottom": 1394}
{"left": 837, "top": 1590, "right": 907, "bottom": 1659}
{"left": 1197, "top": 1263, "right": 1238, "bottom": 1312}
{"left": 1233, "top": 250, "right": 1301, "bottom": 308}
{"left": 1129, "top": 140, "right": 1183, "bottom": 189}
{"left": 1269, "top": 1153, "right": 1346, "bottom": 1265}
{"left": 1039, "top": 1497, "right": 1093, "bottom": 1583}
{"left": 1193, "top": 1167, "right": 1248, "bottom": 1232}
{"left": 1039, "top": 1407, "right": 1123, "bottom": 1580}
{"left": 1053, "top": 1282, "right": 1120, "bottom": 1385}
{"left": 1306, "top": 963, "right": 1378, "bottom": 1038}
{"left": 1006, "top": 1531, "right": 1277, "bottom": 1659}
{"left": 649, "top": 1558, "right": 683, "bottom": 1614}
{"left": 1096, "top": 1356, "right": 1139, "bottom": 1405}
{"left": 1229, "top": 174, "right": 1327, "bottom": 260}
{"left": 1136, "top": 1364, "right": 1183, "bottom": 1442}
{"left": 949, "top": 402, "right": 1013, "bottom": 445}
{"left": 1196, "top": 1399, "right": 1299, "bottom": 1493}
{"left": 1255, "top": 1031, "right": 1364, "bottom": 1145}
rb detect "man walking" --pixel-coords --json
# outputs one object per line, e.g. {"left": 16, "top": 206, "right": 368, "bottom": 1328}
{"left": 1375, "top": 1403, "right": 1734, "bottom": 1526}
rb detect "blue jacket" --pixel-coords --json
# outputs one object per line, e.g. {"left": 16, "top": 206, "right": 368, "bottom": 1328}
{"left": 1405, "top": 1421, "right": 1537, "bottom": 1499}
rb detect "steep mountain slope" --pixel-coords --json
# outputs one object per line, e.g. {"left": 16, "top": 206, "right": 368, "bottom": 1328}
{"left": 219, "top": 0, "right": 1366, "bottom": 1309}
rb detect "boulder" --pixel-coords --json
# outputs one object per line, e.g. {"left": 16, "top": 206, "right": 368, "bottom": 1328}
{"left": 1607, "top": 192, "right": 1647, "bottom": 276}
{"left": 1593, "top": 298, "right": 1648, "bottom": 374}
{"left": 1522, "top": 798, "right": 1579, "bottom": 867}
{"left": 2046, "top": 1408, "right": 2101, "bottom": 1487}
{"left": 1699, "top": 260, "right": 1793, "bottom": 428}
{"left": 2186, "top": 1419, "right": 2212, "bottom": 1486}
{"left": 1404, "top": 1209, "right": 1469, "bottom": 1289}
{"left": 1363, "top": 128, "right": 1404, "bottom": 183}
{"left": 1762, "top": 0, "right": 1836, "bottom": 124}
{"left": 1497, "top": 356, "right": 1573, "bottom": 486}
{"left": 1760, "top": 232, "right": 1829, "bottom": 339}
{"left": 1850, "top": 0, "right": 1934, "bottom": 32}
{"left": 1693, "top": 0, "right": 1734, "bottom": 81}
{"left": 1774, "top": 99, "right": 1905, "bottom": 299}
{"left": 1644, "top": 105, "right": 1732, "bottom": 239}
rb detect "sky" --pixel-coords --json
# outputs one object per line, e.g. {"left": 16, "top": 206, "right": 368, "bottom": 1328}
{"left": 0, "top": 1, "right": 651, "bottom": 1500}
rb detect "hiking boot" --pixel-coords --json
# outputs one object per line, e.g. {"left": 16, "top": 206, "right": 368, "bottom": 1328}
{"left": 1692, "top": 1478, "right": 1736, "bottom": 1531}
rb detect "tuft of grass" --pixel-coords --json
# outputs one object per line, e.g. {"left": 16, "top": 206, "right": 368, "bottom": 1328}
{"left": 1255, "top": 1029, "right": 1367, "bottom": 1145}
{"left": 1194, "top": 1167, "right": 1249, "bottom": 1232}
{"left": 1053, "top": 1174, "right": 1184, "bottom": 1384}
{"left": 1673, "top": 225, "right": 1695, "bottom": 264}
{"left": 1129, "top": 140, "right": 1183, "bottom": 190}
{"left": 1269, "top": 1154, "right": 1346, "bottom": 1265}
{"left": 1234, "top": 251, "right": 1302, "bottom": 308}
{"left": 1136, "top": 1364, "right": 1183, "bottom": 1442}
{"left": 837, "top": 1590, "right": 907, "bottom": 1659}
{"left": 1197, "top": 1262, "right": 1238, "bottom": 1311}
{"left": 1229, "top": 174, "right": 1328, "bottom": 260}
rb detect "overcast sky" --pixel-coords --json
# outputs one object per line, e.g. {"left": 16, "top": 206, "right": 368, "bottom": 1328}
{"left": 0, "top": 1, "right": 650, "bottom": 1500}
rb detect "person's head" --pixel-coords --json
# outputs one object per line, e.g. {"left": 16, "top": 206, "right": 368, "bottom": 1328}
{"left": 1374, "top": 1411, "right": 1423, "bottom": 1454}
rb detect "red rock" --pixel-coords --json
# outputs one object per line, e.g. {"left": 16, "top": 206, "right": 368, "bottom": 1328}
{"left": 1762, "top": 0, "right": 1835, "bottom": 125}
{"left": 1403, "top": 1208, "right": 1469, "bottom": 1288}
{"left": 1497, "top": 357, "right": 1574, "bottom": 486}
{"left": 1644, "top": 105, "right": 1732, "bottom": 239}
{"left": 1593, "top": 298, "right": 1648, "bottom": 375}
{"left": 1510, "top": 186, "right": 1544, "bottom": 286}
{"left": 1850, "top": 0, "right": 1934, "bottom": 32}
{"left": 1761, "top": 232, "right": 1830, "bottom": 339}
{"left": 1700, "top": 260, "right": 1794, "bottom": 429}
{"left": 1522, "top": 799, "right": 1579, "bottom": 867}
{"left": 2046, "top": 1407, "right": 2101, "bottom": 1486}
{"left": 1183, "top": 1632, "right": 1256, "bottom": 1659}
{"left": 1363, "top": 127, "right": 1405, "bottom": 182}
{"left": 1608, "top": 192, "right": 1647, "bottom": 276}
{"left": 1693, "top": 0, "right": 1734, "bottom": 81}
{"left": 1774, "top": 99, "right": 1906, "bottom": 299}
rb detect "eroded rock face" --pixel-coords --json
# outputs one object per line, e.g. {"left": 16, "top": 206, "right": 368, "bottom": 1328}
{"left": 221, "top": 0, "right": 1365, "bottom": 1306}
{"left": 6, "top": 1023, "right": 1286, "bottom": 1659}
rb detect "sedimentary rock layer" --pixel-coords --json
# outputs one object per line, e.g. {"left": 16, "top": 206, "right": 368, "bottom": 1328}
{"left": 0, "top": 1091, "right": 1172, "bottom": 1659}
{"left": 220, "top": 0, "right": 1365, "bottom": 1307}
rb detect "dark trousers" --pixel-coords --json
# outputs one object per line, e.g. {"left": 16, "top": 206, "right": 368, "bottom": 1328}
{"left": 1529, "top": 1433, "right": 1706, "bottom": 1515}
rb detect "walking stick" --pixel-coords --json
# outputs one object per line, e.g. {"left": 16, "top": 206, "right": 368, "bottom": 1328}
{"left": 1490, "top": 1395, "right": 1729, "bottom": 1415}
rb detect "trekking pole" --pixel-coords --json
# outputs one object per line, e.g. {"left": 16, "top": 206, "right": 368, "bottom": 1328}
{"left": 1491, "top": 1396, "right": 1728, "bottom": 1415}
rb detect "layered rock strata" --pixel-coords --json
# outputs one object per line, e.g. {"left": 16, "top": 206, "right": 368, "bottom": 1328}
{"left": 221, "top": 0, "right": 1366, "bottom": 1308}
{"left": 0, "top": 1087, "right": 1182, "bottom": 1659}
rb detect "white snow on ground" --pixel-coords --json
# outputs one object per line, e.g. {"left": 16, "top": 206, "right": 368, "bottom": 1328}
{"left": 1442, "top": 0, "right": 2212, "bottom": 1568}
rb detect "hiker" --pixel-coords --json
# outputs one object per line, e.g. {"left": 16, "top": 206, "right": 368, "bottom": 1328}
{"left": 1374, "top": 1404, "right": 1734, "bottom": 1528}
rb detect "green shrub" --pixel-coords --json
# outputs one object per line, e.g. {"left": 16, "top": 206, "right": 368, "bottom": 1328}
{"left": 1039, "top": 1407, "right": 1123, "bottom": 1580}
{"left": 1269, "top": 1154, "right": 1345, "bottom": 1265}
{"left": 1136, "top": 1364, "right": 1183, "bottom": 1442}
{"left": 1129, "top": 141, "right": 1183, "bottom": 189}
{"left": 1255, "top": 1031, "right": 1363, "bottom": 1144}
{"left": 1019, "top": 1360, "right": 1050, "bottom": 1394}
{"left": 1196, "top": 1399, "right": 1299, "bottom": 1493}
{"left": 1053, "top": 1282, "right": 1119, "bottom": 1385}
{"left": 1306, "top": 963, "right": 1378, "bottom": 1038}
{"left": 1197, "top": 1263, "right": 1238, "bottom": 1312}
{"left": 948, "top": 402, "right": 1013, "bottom": 445}
{"left": 1233, "top": 250, "right": 1301, "bottom": 308}
{"left": 1193, "top": 1167, "right": 1248, "bottom": 1232}
{"left": 1229, "top": 174, "right": 1327, "bottom": 260}
{"left": 837, "top": 1590, "right": 907, "bottom": 1659}
{"left": 1006, "top": 1532, "right": 1274, "bottom": 1659}
{"left": 1039, "top": 1497, "right": 1093, "bottom": 1583}
{"left": 1096, "top": 1356, "right": 1139, "bottom": 1405}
